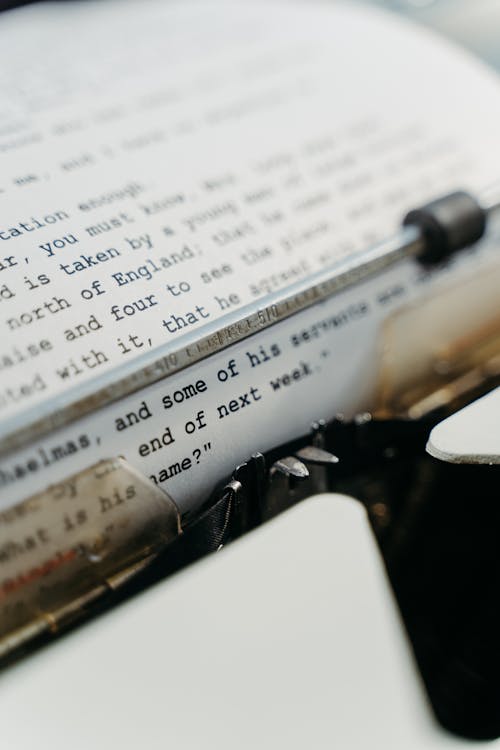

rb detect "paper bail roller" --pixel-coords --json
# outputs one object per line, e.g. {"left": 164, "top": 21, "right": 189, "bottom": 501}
{"left": 404, "top": 190, "right": 486, "bottom": 263}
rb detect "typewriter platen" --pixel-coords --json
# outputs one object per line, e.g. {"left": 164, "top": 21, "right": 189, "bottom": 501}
{"left": 2, "top": 1, "right": 500, "bottom": 747}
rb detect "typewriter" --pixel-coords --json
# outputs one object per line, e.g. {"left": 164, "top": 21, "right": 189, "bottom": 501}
{"left": 2, "top": 0, "right": 500, "bottom": 747}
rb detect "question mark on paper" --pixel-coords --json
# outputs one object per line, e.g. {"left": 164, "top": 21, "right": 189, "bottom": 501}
{"left": 192, "top": 448, "right": 201, "bottom": 464}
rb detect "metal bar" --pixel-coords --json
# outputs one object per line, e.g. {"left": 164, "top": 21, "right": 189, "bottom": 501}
{"left": 3, "top": 183, "right": 499, "bottom": 459}
{"left": 0, "top": 225, "right": 424, "bottom": 457}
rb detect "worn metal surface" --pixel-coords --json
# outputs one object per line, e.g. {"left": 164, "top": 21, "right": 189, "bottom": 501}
{"left": 0, "top": 457, "right": 180, "bottom": 660}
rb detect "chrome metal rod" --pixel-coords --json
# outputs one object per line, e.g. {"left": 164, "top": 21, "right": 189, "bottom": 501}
{"left": 0, "top": 226, "right": 424, "bottom": 457}
{"left": 3, "top": 179, "right": 498, "bottom": 458}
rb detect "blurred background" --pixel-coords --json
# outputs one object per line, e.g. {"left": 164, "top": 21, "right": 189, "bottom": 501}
{"left": 2, "top": 0, "right": 500, "bottom": 70}
{"left": 370, "top": 0, "right": 500, "bottom": 69}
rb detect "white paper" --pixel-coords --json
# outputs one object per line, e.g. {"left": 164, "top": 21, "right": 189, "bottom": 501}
{"left": 2, "top": 0, "right": 500, "bottom": 514}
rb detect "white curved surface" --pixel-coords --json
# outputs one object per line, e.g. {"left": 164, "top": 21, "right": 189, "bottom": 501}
{"left": 0, "top": 494, "right": 494, "bottom": 749}
{"left": 427, "top": 387, "right": 500, "bottom": 464}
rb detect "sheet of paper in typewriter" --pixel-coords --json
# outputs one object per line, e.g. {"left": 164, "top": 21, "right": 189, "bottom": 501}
{"left": 1, "top": 0, "right": 500, "bottom": 514}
